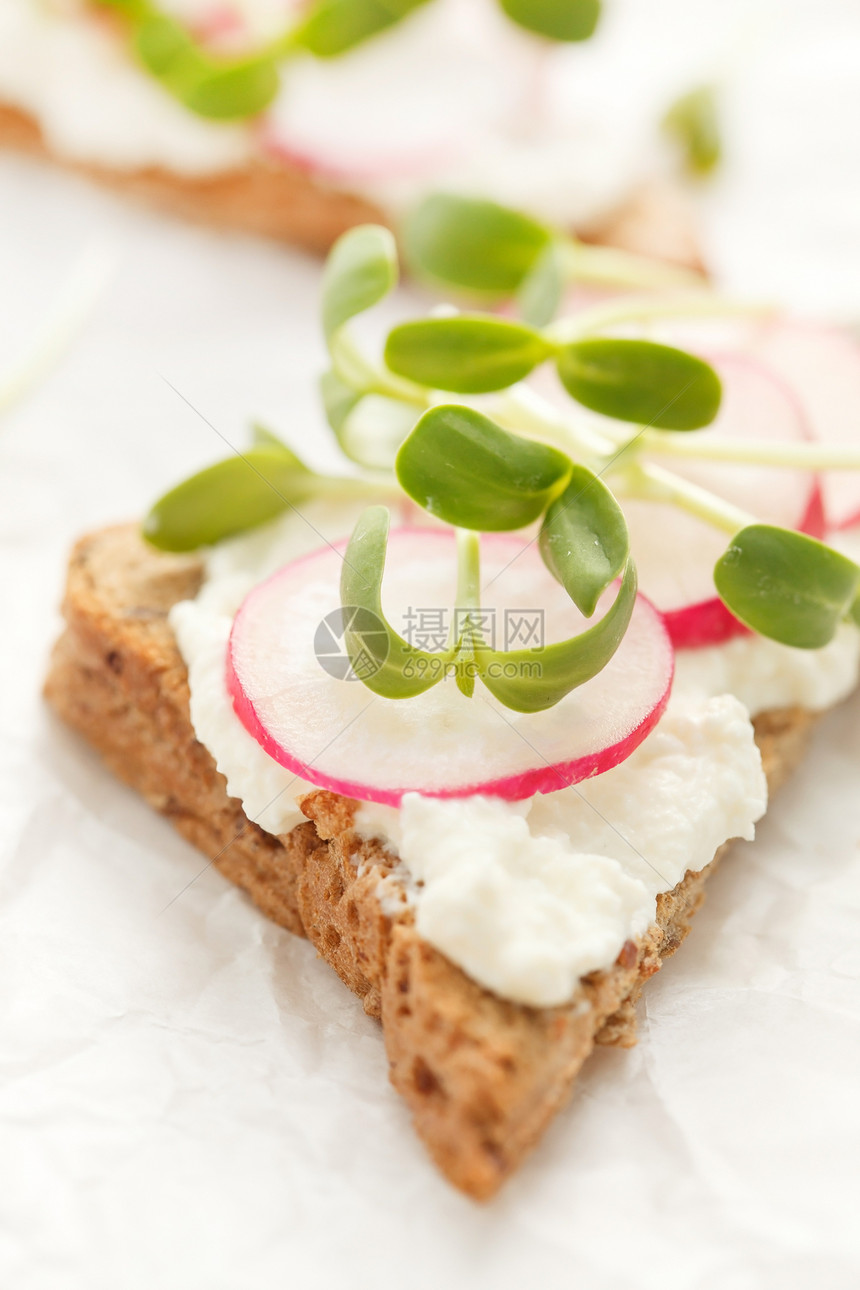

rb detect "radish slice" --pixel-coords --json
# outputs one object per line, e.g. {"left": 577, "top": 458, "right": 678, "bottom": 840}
{"left": 653, "top": 315, "right": 860, "bottom": 533}
{"left": 751, "top": 320, "right": 860, "bottom": 532}
{"left": 227, "top": 529, "right": 673, "bottom": 805}
{"left": 623, "top": 352, "right": 823, "bottom": 648}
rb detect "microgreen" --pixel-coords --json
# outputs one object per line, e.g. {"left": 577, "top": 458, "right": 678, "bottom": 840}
{"left": 402, "top": 193, "right": 703, "bottom": 320}
{"left": 96, "top": 0, "right": 601, "bottom": 123}
{"left": 144, "top": 224, "right": 860, "bottom": 717}
{"left": 288, "top": 0, "right": 433, "bottom": 59}
{"left": 322, "top": 224, "right": 399, "bottom": 345}
{"left": 143, "top": 427, "right": 392, "bottom": 551}
{"left": 663, "top": 85, "right": 722, "bottom": 177}
{"left": 714, "top": 527, "right": 860, "bottom": 649}
{"left": 340, "top": 507, "right": 456, "bottom": 697}
{"left": 339, "top": 505, "right": 638, "bottom": 714}
{"left": 556, "top": 338, "right": 723, "bottom": 430}
{"left": 395, "top": 405, "right": 571, "bottom": 530}
{"left": 498, "top": 0, "right": 601, "bottom": 42}
{"left": 384, "top": 317, "right": 552, "bottom": 393}
{"left": 539, "top": 468, "right": 629, "bottom": 617}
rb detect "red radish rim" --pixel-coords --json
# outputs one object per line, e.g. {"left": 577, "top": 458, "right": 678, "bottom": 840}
{"left": 665, "top": 350, "right": 823, "bottom": 651}
{"left": 226, "top": 529, "right": 675, "bottom": 806}
{"left": 757, "top": 317, "right": 860, "bottom": 531}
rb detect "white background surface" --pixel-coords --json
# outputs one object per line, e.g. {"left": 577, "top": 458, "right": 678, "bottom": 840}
{"left": 2, "top": 2, "right": 860, "bottom": 1284}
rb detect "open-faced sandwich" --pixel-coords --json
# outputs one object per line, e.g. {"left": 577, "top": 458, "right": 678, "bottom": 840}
{"left": 44, "top": 213, "right": 860, "bottom": 1197}
{"left": 0, "top": 0, "right": 707, "bottom": 265}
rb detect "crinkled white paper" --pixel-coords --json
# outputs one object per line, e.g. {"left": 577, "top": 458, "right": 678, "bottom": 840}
{"left": 2, "top": 5, "right": 860, "bottom": 1282}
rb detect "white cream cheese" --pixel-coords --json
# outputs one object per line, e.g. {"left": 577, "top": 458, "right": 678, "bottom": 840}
{"left": 673, "top": 625, "right": 860, "bottom": 719}
{"left": 166, "top": 504, "right": 860, "bottom": 1007}
{"left": 356, "top": 693, "right": 766, "bottom": 1006}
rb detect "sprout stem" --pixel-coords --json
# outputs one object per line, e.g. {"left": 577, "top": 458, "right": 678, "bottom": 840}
{"left": 547, "top": 292, "right": 774, "bottom": 345}
{"left": 559, "top": 238, "right": 704, "bottom": 295}
{"left": 615, "top": 461, "right": 755, "bottom": 535}
{"left": 631, "top": 430, "right": 860, "bottom": 471}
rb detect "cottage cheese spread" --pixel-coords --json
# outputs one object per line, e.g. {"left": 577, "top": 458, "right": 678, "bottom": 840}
{"left": 0, "top": 0, "right": 680, "bottom": 226}
{"left": 168, "top": 505, "right": 860, "bottom": 1006}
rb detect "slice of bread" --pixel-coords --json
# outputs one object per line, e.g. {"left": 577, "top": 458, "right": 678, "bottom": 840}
{"left": 0, "top": 100, "right": 704, "bottom": 268}
{"left": 44, "top": 524, "right": 816, "bottom": 1198}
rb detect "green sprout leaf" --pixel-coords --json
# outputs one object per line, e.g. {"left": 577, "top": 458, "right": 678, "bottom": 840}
{"left": 402, "top": 193, "right": 553, "bottom": 296}
{"left": 142, "top": 444, "right": 315, "bottom": 552}
{"left": 539, "top": 466, "right": 629, "bottom": 617}
{"left": 498, "top": 0, "right": 601, "bottom": 42}
{"left": 557, "top": 338, "right": 722, "bottom": 430}
{"left": 384, "top": 316, "right": 551, "bottom": 393}
{"left": 476, "top": 559, "right": 637, "bottom": 713}
{"left": 134, "top": 15, "right": 280, "bottom": 120}
{"left": 395, "top": 404, "right": 570, "bottom": 530}
{"left": 714, "top": 525, "right": 860, "bottom": 649}
{"left": 292, "top": 0, "right": 431, "bottom": 58}
{"left": 516, "top": 241, "right": 566, "bottom": 327}
{"left": 178, "top": 58, "right": 281, "bottom": 121}
{"left": 340, "top": 506, "right": 454, "bottom": 697}
{"left": 664, "top": 85, "right": 721, "bottom": 177}
{"left": 321, "top": 224, "right": 398, "bottom": 344}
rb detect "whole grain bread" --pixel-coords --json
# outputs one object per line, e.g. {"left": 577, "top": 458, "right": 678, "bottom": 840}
{"left": 44, "top": 524, "right": 816, "bottom": 1197}
{"left": 0, "top": 100, "right": 704, "bottom": 267}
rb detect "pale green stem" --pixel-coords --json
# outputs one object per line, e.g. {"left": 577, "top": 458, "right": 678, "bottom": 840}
{"left": 455, "top": 528, "right": 482, "bottom": 623}
{"left": 559, "top": 237, "right": 704, "bottom": 294}
{"left": 314, "top": 474, "right": 402, "bottom": 502}
{"left": 488, "top": 386, "right": 614, "bottom": 461}
{"left": 629, "top": 429, "right": 860, "bottom": 472}
{"left": 330, "top": 329, "right": 429, "bottom": 407}
{"left": 614, "top": 461, "right": 755, "bottom": 535}
{"left": 546, "top": 292, "right": 775, "bottom": 346}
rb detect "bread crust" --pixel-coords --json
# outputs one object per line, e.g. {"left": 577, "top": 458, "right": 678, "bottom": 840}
{"left": 43, "top": 524, "right": 817, "bottom": 1197}
{"left": 0, "top": 100, "right": 704, "bottom": 267}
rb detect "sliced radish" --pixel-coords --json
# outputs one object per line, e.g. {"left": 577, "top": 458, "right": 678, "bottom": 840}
{"left": 227, "top": 528, "right": 673, "bottom": 805}
{"left": 653, "top": 314, "right": 860, "bottom": 534}
{"left": 623, "top": 352, "right": 823, "bottom": 648}
{"left": 750, "top": 320, "right": 860, "bottom": 532}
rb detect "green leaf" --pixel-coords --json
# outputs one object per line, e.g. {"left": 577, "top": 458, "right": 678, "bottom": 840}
{"left": 292, "top": 0, "right": 430, "bottom": 58}
{"left": 395, "top": 405, "right": 571, "bottom": 530}
{"left": 251, "top": 423, "right": 292, "bottom": 452}
{"left": 384, "top": 316, "right": 551, "bottom": 393}
{"left": 340, "top": 507, "right": 454, "bottom": 697}
{"left": 178, "top": 58, "right": 280, "bottom": 121}
{"left": 142, "top": 446, "right": 314, "bottom": 551}
{"left": 664, "top": 85, "right": 721, "bottom": 177}
{"left": 498, "top": 0, "right": 601, "bottom": 42}
{"left": 322, "top": 224, "right": 398, "bottom": 343}
{"left": 516, "top": 241, "right": 565, "bottom": 327}
{"left": 134, "top": 16, "right": 279, "bottom": 120}
{"left": 557, "top": 338, "right": 722, "bottom": 429}
{"left": 476, "top": 559, "right": 637, "bottom": 713}
{"left": 714, "top": 525, "right": 860, "bottom": 649}
{"left": 539, "top": 466, "right": 629, "bottom": 616}
{"left": 134, "top": 14, "right": 194, "bottom": 76}
{"left": 402, "top": 193, "right": 552, "bottom": 295}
